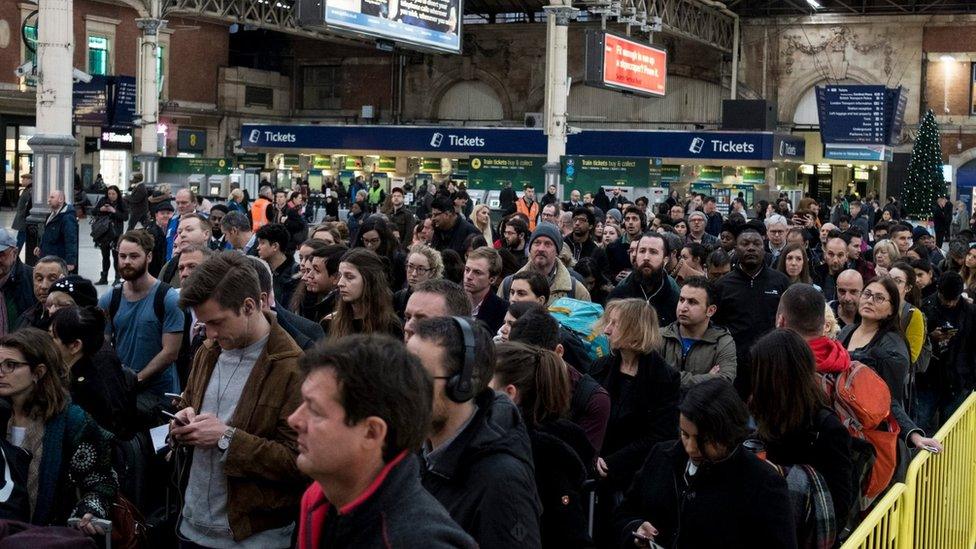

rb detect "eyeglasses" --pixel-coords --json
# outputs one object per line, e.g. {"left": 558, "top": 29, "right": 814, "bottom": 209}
{"left": 860, "top": 290, "right": 889, "bottom": 304}
{"left": 0, "top": 360, "right": 30, "bottom": 375}
{"left": 406, "top": 264, "right": 432, "bottom": 274}
{"left": 362, "top": 237, "right": 381, "bottom": 247}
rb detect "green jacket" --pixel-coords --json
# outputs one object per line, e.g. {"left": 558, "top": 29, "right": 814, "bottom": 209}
{"left": 660, "top": 322, "right": 737, "bottom": 390}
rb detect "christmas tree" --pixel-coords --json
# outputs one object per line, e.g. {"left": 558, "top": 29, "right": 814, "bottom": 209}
{"left": 902, "top": 109, "right": 947, "bottom": 219}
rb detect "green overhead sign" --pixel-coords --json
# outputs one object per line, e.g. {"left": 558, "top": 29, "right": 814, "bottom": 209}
{"left": 159, "top": 157, "right": 232, "bottom": 175}
{"left": 466, "top": 156, "right": 546, "bottom": 191}
{"left": 561, "top": 156, "right": 664, "bottom": 196}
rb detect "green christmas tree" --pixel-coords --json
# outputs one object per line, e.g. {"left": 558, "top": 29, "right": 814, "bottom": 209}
{"left": 902, "top": 109, "right": 947, "bottom": 220}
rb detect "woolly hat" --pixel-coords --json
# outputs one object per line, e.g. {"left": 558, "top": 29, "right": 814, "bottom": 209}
{"left": 528, "top": 222, "right": 563, "bottom": 253}
{"left": 49, "top": 275, "right": 98, "bottom": 308}
{"left": 606, "top": 208, "right": 623, "bottom": 224}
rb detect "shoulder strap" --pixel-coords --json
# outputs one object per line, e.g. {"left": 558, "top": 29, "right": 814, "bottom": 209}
{"left": 154, "top": 282, "right": 172, "bottom": 330}
{"left": 108, "top": 286, "right": 123, "bottom": 346}
{"left": 570, "top": 374, "right": 600, "bottom": 420}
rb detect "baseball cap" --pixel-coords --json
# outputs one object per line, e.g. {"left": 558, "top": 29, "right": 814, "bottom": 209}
{"left": 0, "top": 228, "right": 17, "bottom": 251}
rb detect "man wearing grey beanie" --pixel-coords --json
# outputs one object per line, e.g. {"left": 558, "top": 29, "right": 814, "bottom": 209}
{"left": 497, "top": 222, "right": 591, "bottom": 304}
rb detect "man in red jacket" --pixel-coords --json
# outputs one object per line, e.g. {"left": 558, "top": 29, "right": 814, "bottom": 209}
{"left": 290, "top": 335, "right": 474, "bottom": 549}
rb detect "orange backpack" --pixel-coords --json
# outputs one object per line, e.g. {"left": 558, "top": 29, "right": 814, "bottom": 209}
{"left": 819, "top": 361, "right": 900, "bottom": 500}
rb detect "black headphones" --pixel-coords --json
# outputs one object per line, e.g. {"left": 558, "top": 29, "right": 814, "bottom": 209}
{"left": 445, "top": 316, "right": 476, "bottom": 403}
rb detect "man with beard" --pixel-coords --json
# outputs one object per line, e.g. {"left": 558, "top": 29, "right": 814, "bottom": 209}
{"left": 607, "top": 232, "right": 680, "bottom": 326}
{"left": 712, "top": 224, "right": 790, "bottom": 397}
{"left": 812, "top": 234, "right": 849, "bottom": 301}
{"left": 606, "top": 206, "right": 646, "bottom": 281}
{"left": 829, "top": 269, "right": 863, "bottom": 329}
{"left": 564, "top": 208, "right": 608, "bottom": 274}
{"left": 498, "top": 224, "right": 590, "bottom": 304}
{"left": 502, "top": 217, "right": 530, "bottom": 269}
{"left": 99, "top": 230, "right": 183, "bottom": 396}
{"left": 686, "top": 211, "right": 719, "bottom": 248}
{"left": 387, "top": 187, "right": 416, "bottom": 245}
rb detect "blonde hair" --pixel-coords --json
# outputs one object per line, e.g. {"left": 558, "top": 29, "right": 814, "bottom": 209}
{"left": 823, "top": 304, "right": 839, "bottom": 338}
{"left": 597, "top": 298, "right": 662, "bottom": 354}
{"left": 407, "top": 243, "right": 444, "bottom": 279}
{"left": 469, "top": 204, "right": 493, "bottom": 242}
{"left": 229, "top": 188, "right": 244, "bottom": 201}
{"left": 873, "top": 239, "right": 900, "bottom": 267}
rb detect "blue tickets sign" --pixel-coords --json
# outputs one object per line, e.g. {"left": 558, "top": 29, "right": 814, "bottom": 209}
{"left": 240, "top": 124, "right": 806, "bottom": 163}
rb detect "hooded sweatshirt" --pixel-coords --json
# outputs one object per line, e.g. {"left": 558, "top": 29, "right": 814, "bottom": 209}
{"left": 808, "top": 336, "right": 851, "bottom": 374}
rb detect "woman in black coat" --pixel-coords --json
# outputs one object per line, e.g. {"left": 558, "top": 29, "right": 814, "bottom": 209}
{"left": 750, "top": 329, "right": 854, "bottom": 534}
{"left": 92, "top": 185, "right": 128, "bottom": 285}
{"left": 614, "top": 379, "right": 797, "bottom": 549}
{"left": 590, "top": 298, "right": 680, "bottom": 489}
{"left": 50, "top": 306, "right": 135, "bottom": 439}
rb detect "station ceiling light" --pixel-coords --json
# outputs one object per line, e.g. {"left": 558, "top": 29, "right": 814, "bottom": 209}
{"left": 806, "top": 0, "right": 823, "bottom": 9}
{"left": 940, "top": 55, "right": 956, "bottom": 63}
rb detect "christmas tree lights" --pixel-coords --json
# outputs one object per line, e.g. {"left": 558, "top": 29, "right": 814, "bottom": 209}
{"left": 902, "top": 109, "right": 947, "bottom": 220}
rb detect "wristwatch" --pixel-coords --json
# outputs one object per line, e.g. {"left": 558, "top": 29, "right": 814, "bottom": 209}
{"left": 217, "top": 427, "right": 236, "bottom": 452}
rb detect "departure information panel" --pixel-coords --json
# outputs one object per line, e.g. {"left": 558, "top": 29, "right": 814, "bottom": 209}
{"left": 816, "top": 85, "right": 905, "bottom": 145}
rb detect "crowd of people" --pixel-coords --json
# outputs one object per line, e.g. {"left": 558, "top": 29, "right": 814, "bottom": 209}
{"left": 0, "top": 173, "right": 973, "bottom": 549}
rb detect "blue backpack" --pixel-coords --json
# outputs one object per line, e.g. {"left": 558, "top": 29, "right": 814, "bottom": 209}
{"left": 548, "top": 298, "right": 610, "bottom": 362}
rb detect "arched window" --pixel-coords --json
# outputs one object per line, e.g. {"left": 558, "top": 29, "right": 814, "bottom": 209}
{"left": 437, "top": 80, "right": 504, "bottom": 121}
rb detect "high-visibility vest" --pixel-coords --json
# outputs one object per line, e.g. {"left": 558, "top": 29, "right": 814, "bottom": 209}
{"left": 251, "top": 197, "right": 271, "bottom": 231}
{"left": 368, "top": 186, "right": 383, "bottom": 205}
{"left": 515, "top": 198, "right": 540, "bottom": 231}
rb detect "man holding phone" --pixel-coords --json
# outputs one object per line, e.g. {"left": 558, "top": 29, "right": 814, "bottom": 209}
{"left": 920, "top": 272, "right": 976, "bottom": 435}
{"left": 170, "top": 251, "right": 307, "bottom": 548}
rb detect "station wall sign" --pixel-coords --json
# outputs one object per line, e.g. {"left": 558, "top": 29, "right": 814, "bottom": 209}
{"left": 323, "top": 0, "right": 461, "bottom": 53}
{"left": 823, "top": 143, "right": 892, "bottom": 162}
{"left": 240, "top": 124, "right": 805, "bottom": 163}
{"left": 585, "top": 31, "right": 667, "bottom": 97}
{"left": 178, "top": 129, "right": 208, "bottom": 153}
{"left": 467, "top": 156, "right": 546, "bottom": 191}
{"left": 99, "top": 128, "right": 133, "bottom": 151}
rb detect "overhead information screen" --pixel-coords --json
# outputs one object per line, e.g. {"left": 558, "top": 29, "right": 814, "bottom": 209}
{"left": 585, "top": 31, "right": 667, "bottom": 97}
{"left": 325, "top": 0, "right": 461, "bottom": 53}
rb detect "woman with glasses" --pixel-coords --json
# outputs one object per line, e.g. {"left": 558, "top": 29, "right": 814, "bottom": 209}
{"left": 0, "top": 328, "right": 117, "bottom": 533}
{"left": 838, "top": 278, "right": 910, "bottom": 404}
{"left": 394, "top": 244, "right": 443, "bottom": 319}
{"left": 353, "top": 216, "right": 406, "bottom": 291}
{"left": 323, "top": 248, "right": 403, "bottom": 340}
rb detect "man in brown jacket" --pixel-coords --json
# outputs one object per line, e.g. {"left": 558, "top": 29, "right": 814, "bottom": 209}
{"left": 170, "top": 251, "right": 308, "bottom": 546}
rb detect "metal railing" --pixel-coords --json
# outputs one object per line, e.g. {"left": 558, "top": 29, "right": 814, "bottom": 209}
{"left": 841, "top": 392, "right": 976, "bottom": 549}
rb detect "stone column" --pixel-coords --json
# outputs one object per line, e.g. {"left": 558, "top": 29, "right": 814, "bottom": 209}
{"left": 26, "top": 0, "right": 77, "bottom": 266}
{"left": 542, "top": 4, "right": 577, "bottom": 196}
{"left": 135, "top": 9, "right": 166, "bottom": 187}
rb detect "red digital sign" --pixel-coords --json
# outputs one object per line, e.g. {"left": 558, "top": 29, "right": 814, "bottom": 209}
{"left": 585, "top": 31, "right": 667, "bottom": 98}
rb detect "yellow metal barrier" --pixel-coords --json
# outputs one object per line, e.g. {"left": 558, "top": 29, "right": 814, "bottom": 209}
{"left": 900, "top": 392, "right": 976, "bottom": 549}
{"left": 839, "top": 483, "right": 906, "bottom": 549}
{"left": 840, "top": 392, "right": 976, "bottom": 549}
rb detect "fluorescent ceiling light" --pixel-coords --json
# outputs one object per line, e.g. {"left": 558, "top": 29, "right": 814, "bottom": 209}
{"left": 806, "top": 0, "right": 823, "bottom": 9}
{"left": 940, "top": 55, "right": 956, "bottom": 63}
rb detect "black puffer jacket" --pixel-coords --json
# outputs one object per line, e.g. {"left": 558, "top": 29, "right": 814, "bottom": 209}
{"left": 421, "top": 390, "right": 542, "bottom": 549}
{"left": 614, "top": 440, "right": 797, "bottom": 549}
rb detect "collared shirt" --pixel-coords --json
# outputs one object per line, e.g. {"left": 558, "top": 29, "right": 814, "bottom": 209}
{"left": 422, "top": 405, "right": 479, "bottom": 471}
